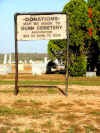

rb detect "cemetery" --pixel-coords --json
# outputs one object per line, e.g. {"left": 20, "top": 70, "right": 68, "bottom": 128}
{"left": 0, "top": 54, "right": 65, "bottom": 75}
{"left": 0, "top": 0, "right": 100, "bottom": 132}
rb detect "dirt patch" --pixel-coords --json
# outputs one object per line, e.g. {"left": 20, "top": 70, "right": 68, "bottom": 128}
{"left": 0, "top": 85, "right": 100, "bottom": 133}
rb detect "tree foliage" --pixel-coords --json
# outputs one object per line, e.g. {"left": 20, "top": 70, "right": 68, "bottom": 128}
{"left": 48, "top": 39, "right": 66, "bottom": 62}
{"left": 48, "top": 0, "right": 100, "bottom": 76}
{"left": 87, "top": 0, "right": 100, "bottom": 75}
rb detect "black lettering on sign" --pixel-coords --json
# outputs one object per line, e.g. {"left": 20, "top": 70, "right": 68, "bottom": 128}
{"left": 21, "top": 26, "right": 34, "bottom": 30}
{"left": 23, "top": 22, "right": 31, "bottom": 25}
{"left": 31, "top": 34, "right": 35, "bottom": 37}
{"left": 37, "top": 26, "right": 62, "bottom": 30}
{"left": 37, "top": 34, "right": 45, "bottom": 37}
{"left": 41, "top": 22, "right": 52, "bottom": 25}
{"left": 23, "top": 16, "right": 60, "bottom": 22}
{"left": 53, "top": 34, "right": 61, "bottom": 37}
{"left": 23, "top": 34, "right": 29, "bottom": 38}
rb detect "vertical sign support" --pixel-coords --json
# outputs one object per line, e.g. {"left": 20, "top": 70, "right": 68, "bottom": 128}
{"left": 65, "top": 14, "right": 69, "bottom": 96}
{"left": 14, "top": 14, "right": 19, "bottom": 95}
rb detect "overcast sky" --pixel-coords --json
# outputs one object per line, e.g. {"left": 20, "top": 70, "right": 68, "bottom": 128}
{"left": 0, "top": 0, "right": 69, "bottom": 53}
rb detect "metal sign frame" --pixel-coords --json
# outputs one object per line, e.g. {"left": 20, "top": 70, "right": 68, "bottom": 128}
{"left": 14, "top": 12, "right": 69, "bottom": 95}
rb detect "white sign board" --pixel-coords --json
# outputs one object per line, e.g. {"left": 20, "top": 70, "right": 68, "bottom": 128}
{"left": 16, "top": 14, "right": 67, "bottom": 40}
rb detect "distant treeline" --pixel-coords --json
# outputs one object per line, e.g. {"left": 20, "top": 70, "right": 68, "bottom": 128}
{"left": 0, "top": 53, "right": 48, "bottom": 64}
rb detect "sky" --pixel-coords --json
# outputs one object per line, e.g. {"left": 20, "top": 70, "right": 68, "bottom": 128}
{"left": 0, "top": 0, "right": 69, "bottom": 53}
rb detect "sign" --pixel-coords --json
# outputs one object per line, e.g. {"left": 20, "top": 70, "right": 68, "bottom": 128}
{"left": 16, "top": 14, "right": 67, "bottom": 40}
{"left": 14, "top": 12, "right": 69, "bottom": 95}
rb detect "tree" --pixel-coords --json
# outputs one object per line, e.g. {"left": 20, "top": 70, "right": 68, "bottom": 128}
{"left": 48, "top": 0, "right": 88, "bottom": 76}
{"left": 87, "top": 0, "right": 100, "bottom": 75}
{"left": 48, "top": 39, "right": 66, "bottom": 62}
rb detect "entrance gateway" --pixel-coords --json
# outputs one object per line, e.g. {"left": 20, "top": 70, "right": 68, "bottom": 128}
{"left": 14, "top": 12, "right": 69, "bottom": 95}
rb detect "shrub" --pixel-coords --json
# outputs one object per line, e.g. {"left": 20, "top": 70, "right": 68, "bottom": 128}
{"left": 69, "top": 56, "right": 87, "bottom": 76}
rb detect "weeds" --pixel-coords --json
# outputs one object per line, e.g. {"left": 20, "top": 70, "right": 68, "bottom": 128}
{"left": 84, "top": 125, "right": 96, "bottom": 133}
{"left": 90, "top": 111, "right": 100, "bottom": 116}
{"left": 0, "top": 105, "right": 28, "bottom": 116}
{"left": 47, "top": 88, "right": 58, "bottom": 94}
{"left": 67, "top": 126, "right": 75, "bottom": 133}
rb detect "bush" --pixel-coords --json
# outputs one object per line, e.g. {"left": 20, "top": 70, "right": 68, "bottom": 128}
{"left": 69, "top": 56, "right": 87, "bottom": 76}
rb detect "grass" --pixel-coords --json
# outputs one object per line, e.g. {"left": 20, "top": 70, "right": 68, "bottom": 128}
{"left": 0, "top": 127, "right": 39, "bottom": 133}
{"left": 90, "top": 111, "right": 100, "bottom": 116}
{"left": 0, "top": 80, "right": 64, "bottom": 85}
{"left": 15, "top": 99, "right": 27, "bottom": 103}
{"left": 84, "top": 125, "right": 96, "bottom": 133}
{"left": 0, "top": 105, "right": 48, "bottom": 118}
{"left": 0, "top": 88, "right": 58, "bottom": 94}
{"left": 0, "top": 94, "right": 99, "bottom": 132}
{"left": 25, "top": 129, "right": 36, "bottom": 133}
{"left": 69, "top": 80, "right": 100, "bottom": 86}
{"left": 32, "top": 109, "right": 53, "bottom": 119}
{"left": 0, "top": 127, "right": 11, "bottom": 133}
{"left": 0, "top": 106, "right": 13, "bottom": 116}
{"left": 69, "top": 89, "right": 98, "bottom": 95}
{"left": 0, "top": 75, "right": 99, "bottom": 133}
{"left": 41, "top": 120, "right": 53, "bottom": 129}
{"left": 67, "top": 126, "right": 76, "bottom": 133}
{"left": 30, "top": 100, "right": 43, "bottom": 106}
{"left": 0, "top": 106, "right": 28, "bottom": 116}
{"left": 67, "top": 125, "right": 97, "bottom": 133}
{"left": 0, "top": 100, "right": 53, "bottom": 119}
{"left": 47, "top": 88, "right": 58, "bottom": 94}
{"left": 0, "top": 76, "right": 100, "bottom": 86}
{"left": 0, "top": 78, "right": 100, "bottom": 86}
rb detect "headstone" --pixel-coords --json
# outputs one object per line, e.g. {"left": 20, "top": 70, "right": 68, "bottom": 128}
{"left": 44, "top": 57, "right": 48, "bottom": 64}
{"left": 7, "top": 65, "right": 12, "bottom": 73}
{"left": 86, "top": 72, "right": 96, "bottom": 77}
{"left": 29, "top": 60, "right": 33, "bottom": 64}
{"left": 41, "top": 62, "right": 47, "bottom": 74}
{"left": 32, "top": 61, "right": 48, "bottom": 75}
{"left": 32, "top": 62, "right": 42, "bottom": 75}
{"left": 24, "top": 60, "right": 27, "bottom": 64}
{"left": 19, "top": 60, "right": 23, "bottom": 64}
{"left": 0, "top": 65, "right": 8, "bottom": 75}
{"left": 3, "top": 54, "right": 7, "bottom": 64}
{"left": 18, "top": 64, "right": 24, "bottom": 72}
{"left": 8, "top": 54, "right": 12, "bottom": 64}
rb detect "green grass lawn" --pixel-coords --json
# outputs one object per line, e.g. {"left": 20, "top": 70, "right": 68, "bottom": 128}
{"left": 0, "top": 77, "right": 100, "bottom": 86}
